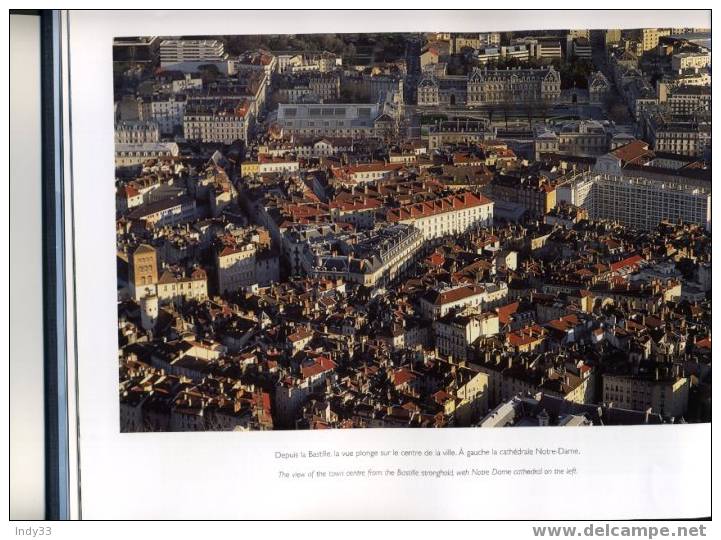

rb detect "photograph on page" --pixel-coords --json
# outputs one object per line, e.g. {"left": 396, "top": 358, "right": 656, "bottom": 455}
{"left": 112, "top": 25, "right": 711, "bottom": 435}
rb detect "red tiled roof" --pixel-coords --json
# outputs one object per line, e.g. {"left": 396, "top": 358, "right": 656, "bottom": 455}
{"left": 546, "top": 314, "right": 581, "bottom": 333}
{"left": 426, "top": 251, "right": 445, "bottom": 267}
{"left": 611, "top": 140, "right": 653, "bottom": 165}
{"left": 387, "top": 192, "right": 492, "bottom": 223}
{"left": 432, "top": 389, "right": 453, "bottom": 405}
{"left": 493, "top": 147, "right": 517, "bottom": 159}
{"left": 430, "top": 284, "right": 485, "bottom": 306}
{"left": 258, "top": 154, "right": 298, "bottom": 164}
{"left": 506, "top": 325, "right": 545, "bottom": 347}
{"left": 392, "top": 368, "right": 417, "bottom": 387}
{"left": 219, "top": 246, "right": 243, "bottom": 257}
{"left": 301, "top": 356, "right": 337, "bottom": 379}
{"left": 288, "top": 327, "right": 313, "bottom": 343}
{"left": 610, "top": 254, "right": 643, "bottom": 273}
{"left": 453, "top": 152, "right": 483, "bottom": 164}
{"left": 329, "top": 197, "right": 382, "bottom": 212}
{"left": 496, "top": 301, "right": 520, "bottom": 325}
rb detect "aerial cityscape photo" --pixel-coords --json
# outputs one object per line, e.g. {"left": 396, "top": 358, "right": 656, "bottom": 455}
{"left": 115, "top": 27, "right": 711, "bottom": 432}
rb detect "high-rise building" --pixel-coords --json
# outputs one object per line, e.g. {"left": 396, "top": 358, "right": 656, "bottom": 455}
{"left": 159, "top": 39, "right": 226, "bottom": 67}
{"left": 560, "top": 172, "right": 711, "bottom": 231}
{"left": 605, "top": 29, "right": 622, "bottom": 47}
{"left": 634, "top": 28, "right": 671, "bottom": 52}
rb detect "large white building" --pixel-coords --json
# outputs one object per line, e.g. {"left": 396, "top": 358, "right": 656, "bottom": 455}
{"left": 275, "top": 102, "right": 385, "bottom": 138}
{"left": 559, "top": 172, "right": 711, "bottom": 231}
{"left": 671, "top": 51, "right": 711, "bottom": 71}
{"left": 145, "top": 94, "right": 187, "bottom": 135}
{"left": 126, "top": 195, "right": 197, "bottom": 228}
{"left": 216, "top": 243, "right": 279, "bottom": 293}
{"left": 115, "top": 142, "right": 179, "bottom": 167}
{"left": 418, "top": 67, "right": 562, "bottom": 107}
{"left": 183, "top": 98, "right": 251, "bottom": 144}
{"left": 160, "top": 39, "right": 226, "bottom": 67}
{"left": 156, "top": 268, "right": 209, "bottom": 306}
{"left": 603, "top": 369, "right": 688, "bottom": 419}
{"left": 115, "top": 120, "right": 160, "bottom": 144}
{"left": 386, "top": 192, "right": 494, "bottom": 241}
{"left": 420, "top": 282, "right": 508, "bottom": 319}
{"left": 433, "top": 311, "right": 499, "bottom": 360}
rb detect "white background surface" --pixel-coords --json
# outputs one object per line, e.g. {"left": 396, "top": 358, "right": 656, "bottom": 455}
{"left": 9, "top": 13, "right": 46, "bottom": 521}
{"left": 64, "top": 9, "right": 712, "bottom": 520}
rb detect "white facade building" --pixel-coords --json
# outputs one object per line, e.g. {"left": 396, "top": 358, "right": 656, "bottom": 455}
{"left": 115, "top": 120, "right": 160, "bottom": 144}
{"left": 420, "top": 283, "right": 509, "bottom": 320}
{"left": 148, "top": 95, "right": 187, "bottom": 135}
{"left": 434, "top": 312, "right": 500, "bottom": 360}
{"left": 671, "top": 51, "right": 710, "bottom": 71}
{"left": 160, "top": 39, "right": 226, "bottom": 67}
{"left": 184, "top": 99, "right": 250, "bottom": 144}
{"left": 276, "top": 102, "right": 382, "bottom": 138}
{"left": 559, "top": 172, "right": 711, "bottom": 231}
{"left": 387, "top": 192, "right": 494, "bottom": 241}
{"left": 115, "top": 142, "right": 179, "bottom": 167}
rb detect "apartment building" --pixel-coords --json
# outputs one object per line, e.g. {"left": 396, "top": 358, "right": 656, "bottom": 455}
{"left": 561, "top": 171, "right": 711, "bottom": 231}
{"left": 115, "top": 120, "right": 160, "bottom": 144}
{"left": 641, "top": 108, "right": 711, "bottom": 157}
{"left": 277, "top": 72, "right": 341, "bottom": 103}
{"left": 241, "top": 155, "right": 300, "bottom": 177}
{"left": 115, "top": 142, "right": 180, "bottom": 167}
{"left": 183, "top": 98, "right": 250, "bottom": 144}
{"left": 534, "top": 120, "right": 608, "bottom": 159}
{"left": 434, "top": 311, "right": 500, "bottom": 361}
{"left": 331, "top": 162, "right": 405, "bottom": 185}
{"left": 156, "top": 268, "right": 209, "bottom": 306}
{"left": 484, "top": 174, "right": 557, "bottom": 218}
{"left": 571, "top": 37, "right": 592, "bottom": 60}
{"left": 634, "top": 28, "right": 671, "bottom": 52}
{"left": 142, "top": 94, "right": 187, "bottom": 135}
{"left": 386, "top": 191, "right": 494, "bottom": 241}
{"left": 603, "top": 366, "right": 688, "bottom": 419}
{"left": 310, "top": 224, "right": 425, "bottom": 289}
{"left": 126, "top": 195, "right": 197, "bottom": 229}
{"left": 160, "top": 39, "right": 226, "bottom": 67}
{"left": 216, "top": 241, "right": 279, "bottom": 293}
{"left": 476, "top": 47, "right": 501, "bottom": 66}
{"left": 671, "top": 51, "right": 711, "bottom": 71}
{"left": 661, "top": 85, "right": 711, "bottom": 115}
{"left": 426, "top": 120, "right": 495, "bottom": 150}
{"left": 113, "top": 36, "right": 160, "bottom": 64}
{"left": 420, "top": 283, "right": 508, "bottom": 319}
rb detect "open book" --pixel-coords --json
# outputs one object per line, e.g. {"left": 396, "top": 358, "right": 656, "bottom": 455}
{"left": 10, "top": 9, "right": 712, "bottom": 523}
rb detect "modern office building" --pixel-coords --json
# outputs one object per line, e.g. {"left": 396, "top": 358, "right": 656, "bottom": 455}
{"left": 559, "top": 171, "right": 711, "bottom": 231}
{"left": 160, "top": 39, "right": 226, "bottom": 66}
